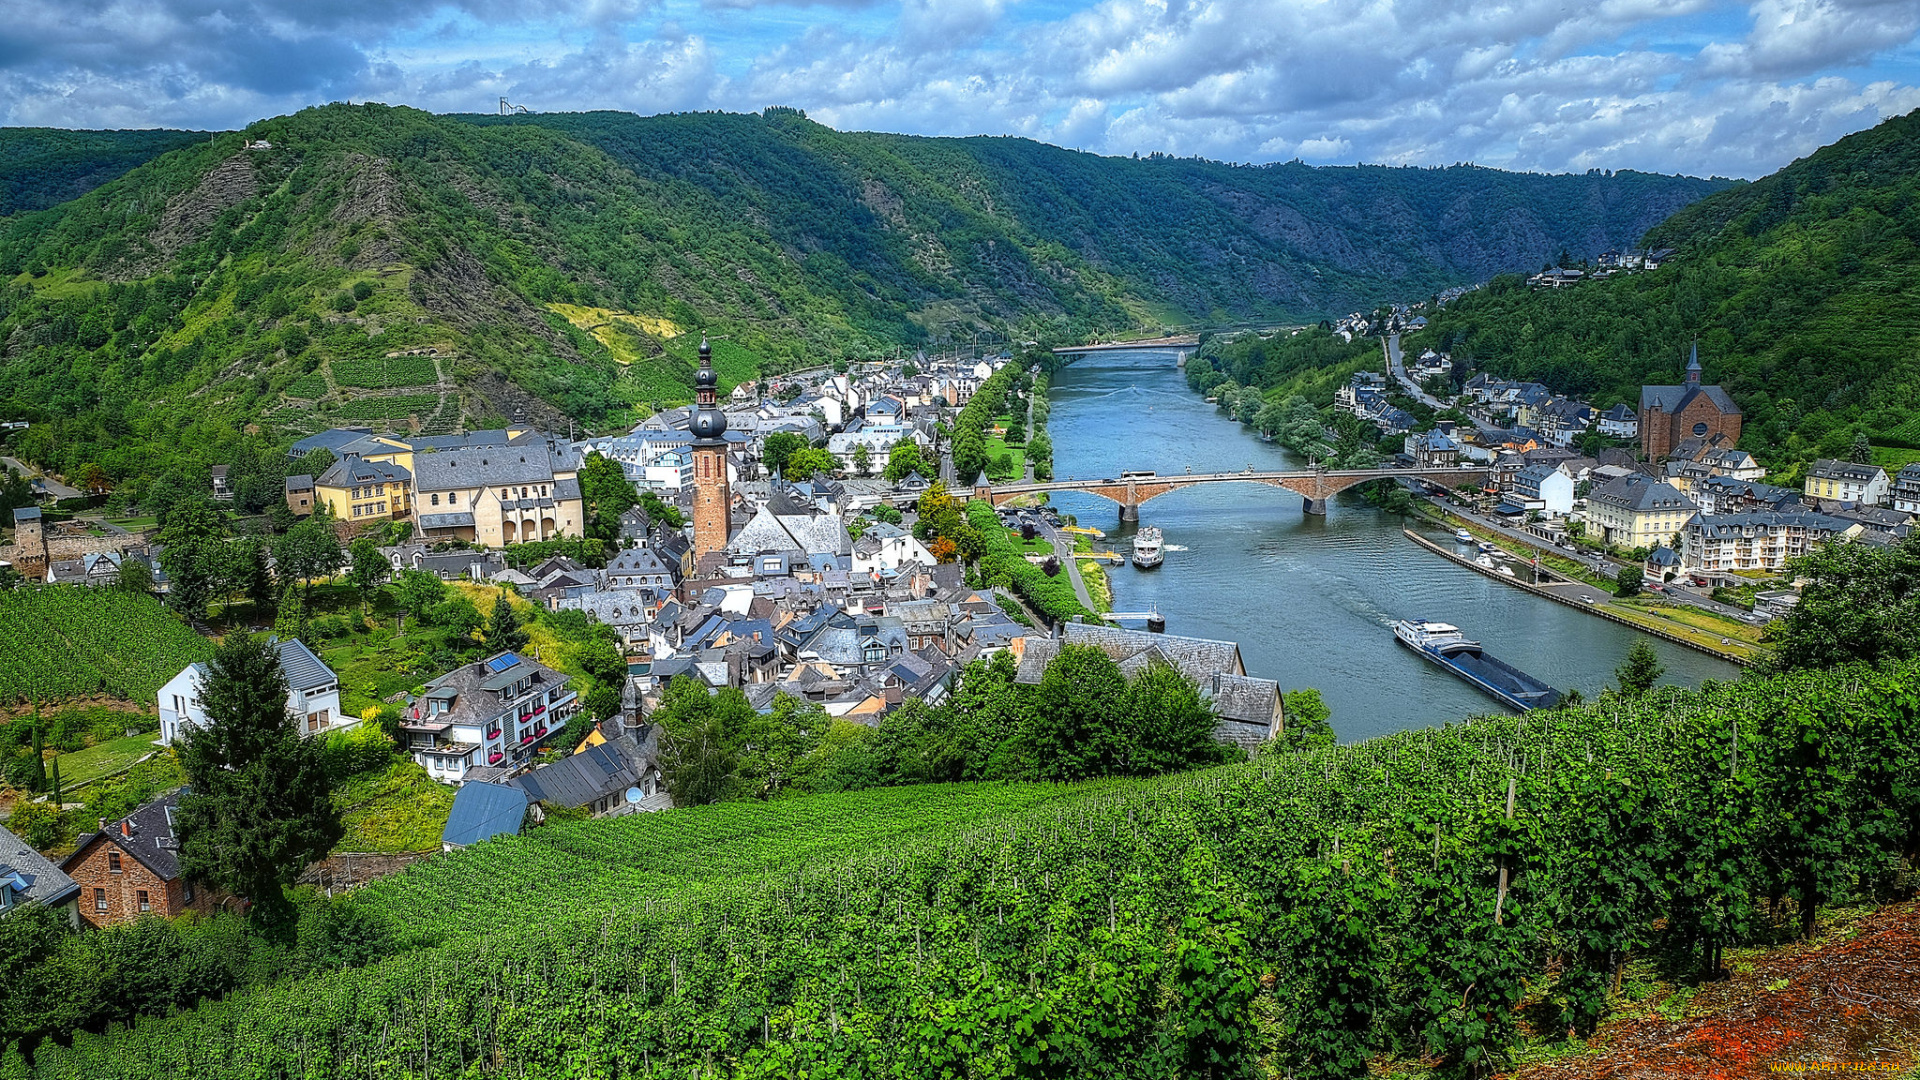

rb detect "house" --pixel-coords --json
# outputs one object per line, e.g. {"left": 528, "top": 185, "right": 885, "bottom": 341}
{"left": 1683, "top": 511, "right": 1848, "bottom": 575}
{"left": 1586, "top": 475, "right": 1697, "bottom": 550}
{"left": 410, "top": 436, "right": 585, "bottom": 546}
{"left": 849, "top": 525, "right": 937, "bottom": 575}
{"left": 1510, "top": 465, "right": 1575, "bottom": 516}
{"left": 313, "top": 454, "right": 412, "bottom": 524}
{"left": 399, "top": 651, "right": 581, "bottom": 783}
{"left": 1404, "top": 428, "right": 1461, "bottom": 468}
{"left": 209, "top": 466, "right": 233, "bottom": 501}
{"left": 1012, "top": 625, "right": 1285, "bottom": 750}
{"left": 287, "top": 426, "right": 374, "bottom": 460}
{"left": 158, "top": 637, "right": 345, "bottom": 744}
{"left": 508, "top": 726, "right": 665, "bottom": 815}
{"left": 1596, "top": 403, "right": 1639, "bottom": 439}
{"left": 604, "top": 546, "right": 675, "bottom": 590}
{"left": 1894, "top": 464, "right": 1920, "bottom": 514}
{"left": 1804, "top": 459, "right": 1889, "bottom": 506}
{"left": 1696, "top": 476, "right": 1802, "bottom": 516}
{"left": 2, "top": 825, "right": 80, "bottom": 927}
{"left": 47, "top": 550, "right": 125, "bottom": 587}
{"left": 60, "top": 794, "right": 221, "bottom": 928}
{"left": 1644, "top": 545, "right": 1682, "bottom": 582}
{"left": 1639, "top": 346, "right": 1741, "bottom": 461}
{"left": 440, "top": 782, "right": 529, "bottom": 851}
{"left": 285, "top": 474, "right": 315, "bottom": 517}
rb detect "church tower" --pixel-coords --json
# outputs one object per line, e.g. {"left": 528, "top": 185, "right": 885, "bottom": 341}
{"left": 689, "top": 336, "right": 731, "bottom": 560}
{"left": 1685, "top": 341, "right": 1702, "bottom": 387}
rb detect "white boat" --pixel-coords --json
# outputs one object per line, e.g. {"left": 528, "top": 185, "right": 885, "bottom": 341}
{"left": 1454, "top": 529, "right": 1475, "bottom": 543}
{"left": 1132, "top": 526, "right": 1164, "bottom": 569}
{"left": 1475, "top": 554, "right": 1497, "bottom": 569}
{"left": 1497, "top": 565, "right": 1515, "bottom": 577}
{"left": 1477, "top": 541, "right": 1498, "bottom": 554}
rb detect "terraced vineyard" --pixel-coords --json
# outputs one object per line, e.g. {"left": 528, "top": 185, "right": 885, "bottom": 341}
{"left": 330, "top": 357, "right": 438, "bottom": 390}
{"left": 334, "top": 394, "right": 440, "bottom": 422}
{"left": 0, "top": 587, "right": 213, "bottom": 704}
{"left": 22, "top": 659, "right": 1920, "bottom": 1078}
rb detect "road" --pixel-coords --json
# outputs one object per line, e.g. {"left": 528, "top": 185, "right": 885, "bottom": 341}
{"left": 1434, "top": 497, "right": 1764, "bottom": 624}
{"left": 2, "top": 456, "right": 80, "bottom": 499}
{"left": 1035, "top": 516, "right": 1098, "bottom": 612}
{"left": 1385, "top": 334, "right": 1453, "bottom": 412}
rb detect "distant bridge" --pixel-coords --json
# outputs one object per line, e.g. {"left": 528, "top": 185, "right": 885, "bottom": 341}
{"left": 1052, "top": 336, "right": 1200, "bottom": 365}
{"left": 978, "top": 465, "right": 1492, "bottom": 518}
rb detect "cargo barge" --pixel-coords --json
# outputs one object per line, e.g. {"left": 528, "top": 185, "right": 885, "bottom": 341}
{"left": 1392, "top": 619, "right": 1562, "bottom": 712}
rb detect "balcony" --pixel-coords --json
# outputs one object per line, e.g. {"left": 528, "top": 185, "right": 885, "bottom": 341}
{"left": 535, "top": 726, "right": 549, "bottom": 739}
{"left": 487, "top": 750, "right": 504, "bottom": 766}
{"left": 519, "top": 731, "right": 535, "bottom": 745}
{"left": 485, "top": 726, "right": 502, "bottom": 741}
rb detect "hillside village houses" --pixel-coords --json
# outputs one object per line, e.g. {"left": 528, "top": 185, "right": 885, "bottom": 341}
{"left": 1804, "top": 459, "right": 1890, "bottom": 506}
{"left": 1895, "top": 464, "right": 1920, "bottom": 514}
{"left": 158, "top": 637, "right": 346, "bottom": 744}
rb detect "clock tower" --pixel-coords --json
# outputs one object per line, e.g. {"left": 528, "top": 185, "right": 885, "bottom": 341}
{"left": 689, "top": 336, "right": 731, "bottom": 560}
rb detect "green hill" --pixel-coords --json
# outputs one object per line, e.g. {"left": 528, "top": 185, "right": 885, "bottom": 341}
{"left": 0, "top": 129, "right": 210, "bottom": 217}
{"left": 0, "top": 104, "right": 1720, "bottom": 490}
{"left": 14, "top": 658, "right": 1920, "bottom": 1078}
{"left": 1416, "top": 109, "right": 1920, "bottom": 469}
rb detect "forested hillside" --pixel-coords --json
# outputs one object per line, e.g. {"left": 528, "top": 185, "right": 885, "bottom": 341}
{"left": 0, "top": 103, "right": 1719, "bottom": 491}
{"left": 0, "top": 129, "right": 208, "bottom": 217}
{"left": 1417, "top": 109, "right": 1920, "bottom": 469}
{"left": 12, "top": 654, "right": 1920, "bottom": 1079}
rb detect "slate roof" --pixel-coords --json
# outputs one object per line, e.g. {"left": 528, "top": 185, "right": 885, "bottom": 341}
{"left": 65, "top": 792, "right": 188, "bottom": 881}
{"left": 1639, "top": 383, "right": 1740, "bottom": 416}
{"left": 285, "top": 474, "right": 314, "bottom": 491}
{"left": 1808, "top": 459, "right": 1887, "bottom": 484}
{"left": 411, "top": 442, "right": 572, "bottom": 491}
{"left": 2, "top": 824, "right": 81, "bottom": 911}
{"left": 441, "top": 782, "right": 529, "bottom": 848}
{"left": 1600, "top": 403, "right": 1637, "bottom": 423}
{"left": 1589, "top": 475, "right": 1695, "bottom": 513}
{"left": 1015, "top": 624, "right": 1245, "bottom": 685}
{"left": 316, "top": 454, "right": 411, "bottom": 488}
{"left": 1688, "top": 511, "right": 1847, "bottom": 538}
{"left": 288, "top": 427, "right": 374, "bottom": 458}
{"left": 271, "top": 636, "right": 336, "bottom": 693}
{"left": 13, "top": 506, "right": 39, "bottom": 522}
{"left": 509, "top": 731, "right": 655, "bottom": 809}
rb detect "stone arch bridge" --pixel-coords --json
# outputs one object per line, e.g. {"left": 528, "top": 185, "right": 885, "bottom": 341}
{"left": 977, "top": 465, "right": 1492, "bottom": 519}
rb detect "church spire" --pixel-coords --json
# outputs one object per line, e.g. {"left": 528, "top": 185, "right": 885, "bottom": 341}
{"left": 1686, "top": 340, "right": 1701, "bottom": 387}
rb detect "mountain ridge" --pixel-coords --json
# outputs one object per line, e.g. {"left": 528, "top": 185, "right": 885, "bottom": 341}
{"left": 0, "top": 103, "right": 1725, "bottom": 492}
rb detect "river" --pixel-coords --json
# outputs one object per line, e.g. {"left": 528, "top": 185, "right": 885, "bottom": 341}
{"left": 1043, "top": 347, "right": 1742, "bottom": 742}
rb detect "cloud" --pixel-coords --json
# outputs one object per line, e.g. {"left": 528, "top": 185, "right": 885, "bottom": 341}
{"left": 0, "top": 0, "right": 1916, "bottom": 179}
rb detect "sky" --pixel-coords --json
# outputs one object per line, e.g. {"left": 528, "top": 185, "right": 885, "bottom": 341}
{"left": 3, "top": 0, "right": 1918, "bottom": 178}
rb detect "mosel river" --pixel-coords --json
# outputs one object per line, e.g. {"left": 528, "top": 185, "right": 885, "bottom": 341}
{"left": 1044, "top": 348, "right": 1741, "bottom": 742}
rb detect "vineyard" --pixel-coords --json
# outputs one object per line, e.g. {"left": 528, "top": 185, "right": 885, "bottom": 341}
{"left": 0, "top": 588, "right": 213, "bottom": 705}
{"left": 333, "top": 394, "right": 439, "bottom": 421}
{"left": 330, "top": 357, "right": 438, "bottom": 390}
{"left": 15, "top": 657, "right": 1920, "bottom": 1078}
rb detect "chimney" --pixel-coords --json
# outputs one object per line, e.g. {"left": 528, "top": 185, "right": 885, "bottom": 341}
{"left": 120, "top": 820, "right": 131, "bottom": 838}
{"left": 99, "top": 818, "right": 109, "bottom": 832}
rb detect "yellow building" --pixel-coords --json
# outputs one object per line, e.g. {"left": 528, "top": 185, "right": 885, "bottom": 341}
{"left": 313, "top": 454, "right": 412, "bottom": 523}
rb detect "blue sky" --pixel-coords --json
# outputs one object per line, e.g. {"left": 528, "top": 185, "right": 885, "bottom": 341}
{"left": 3, "top": 0, "right": 1917, "bottom": 177}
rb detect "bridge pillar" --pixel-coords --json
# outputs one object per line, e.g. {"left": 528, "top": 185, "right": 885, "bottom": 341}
{"left": 1119, "top": 502, "right": 1140, "bottom": 523}
{"left": 1302, "top": 497, "right": 1328, "bottom": 516}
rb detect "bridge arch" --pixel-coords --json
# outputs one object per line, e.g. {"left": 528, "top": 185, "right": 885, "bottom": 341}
{"left": 978, "top": 466, "right": 1490, "bottom": 518}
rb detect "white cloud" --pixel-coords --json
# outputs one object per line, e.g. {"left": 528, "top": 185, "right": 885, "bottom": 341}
{"left": 0, "top": 0, "right": 1915, "bottom": 178}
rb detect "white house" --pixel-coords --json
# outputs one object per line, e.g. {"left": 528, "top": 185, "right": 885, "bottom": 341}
{"left": 850, "top": 525, "right": 936, "bottom": 575}
{"left": 158, "top": 638, "right": 346, "bottom": 744}
{"left": 1805, "top": 459, "right": 1890, "bottom": 506}
{"left": 1510, "top": 464, "right": 1576, "bottom": 516}
{"left": 398, "top": 650, "right": 581, "bottom": 783}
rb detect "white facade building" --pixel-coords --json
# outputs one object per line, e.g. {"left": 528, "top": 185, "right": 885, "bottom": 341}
{"left": 158, "top": 638, "right": 346, "bottom": 744}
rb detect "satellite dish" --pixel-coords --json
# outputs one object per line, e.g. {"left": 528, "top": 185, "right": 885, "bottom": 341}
{"left": 624, "top": 787, "right": 643, "bottom": 804}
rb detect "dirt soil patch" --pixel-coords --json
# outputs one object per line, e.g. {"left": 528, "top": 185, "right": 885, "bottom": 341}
{"left": 1518, "top": 902, "right": 1920, "bottom": 1080}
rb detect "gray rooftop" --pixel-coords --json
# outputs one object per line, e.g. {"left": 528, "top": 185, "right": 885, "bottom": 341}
{"left": 2, "top": 824, "right": 81, "bottom": 911}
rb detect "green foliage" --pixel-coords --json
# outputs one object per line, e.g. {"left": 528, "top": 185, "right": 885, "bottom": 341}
{"left": 1277, "top": 688, "right": 1337, "bottom": 751}
{"left": 1614, "top": 639, "right": 1665, "bottom": 695}
{"left": 0, "top": 586, "right": 213, "bottom": 704}
{"left": 967, "top": 499, "right": 1088, "bottom": 624}
{"left": 761, "top": 431, "right": 806, "bottom": 478}
{"left": 176, "top": 634, "right": 343, "bottom": 925}
{"left": 782, "top": 446, "right": 837, "bottom": 480}
{"left": 484, "top": 591, "right": 530, "bottom": 654}
{"left": 328, "top": 357, "right": 436, "bottom": 389}
{"left": 578, "top": 450, "right": 638, "bottom": 548}
{"left": 1614, "top": 564, "right": 1643, "bottom": 598}
{"left": 0, "top": 128, "right": 205, "bottom": 215}
{"left": 883, "top": 439, "right": 930, "bottom": 482}
{"left": 1420, "top": 111, "right": 1920, "bottom": 468}
{"left": 1762, "top": 530, "right": 1920, "bottom": 672}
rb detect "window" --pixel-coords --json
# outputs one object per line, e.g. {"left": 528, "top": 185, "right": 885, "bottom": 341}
{"left": 432, "top": 493, "right": 441, "bottom": 506}
{"left": 94, "top": 888, "right": 107, "bottom": 912}
{"left": 184, "top": 882, "right": 193, "bottom": 902}
{"left": 137, "top": 890, "right": 150, "bottom": 913}
{"left": 108, "top": 851, "right": 122, "bottom": 872}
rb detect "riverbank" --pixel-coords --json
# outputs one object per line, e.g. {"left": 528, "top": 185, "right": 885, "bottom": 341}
{"left": 1401, "top": 530, "right": 1757, "bottom": 665}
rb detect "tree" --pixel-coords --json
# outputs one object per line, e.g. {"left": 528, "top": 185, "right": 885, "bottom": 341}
{"left": 1126, "top": 660, "right": 1234, "bottom": 774}
{"left": 1026, "top": 644, "right": 1130, "bottom": 780}
{"left": 578, "top": 451, "right": 638, "bottom": 546}
{"left": 763, "top": 431, "right": 807, "bottom": 478}
{"left": 1848, "top": 431, "right": 1872, "bottom": 464}
{"left": 0, "top": 469, "right": 36, "bottom": 528}
{"left": 345, "top": 537, "right": 387, "bottom": 607}
{"left": 114, "top": 554, "right": 154, "bottom": 596}
{"left": 1613, "top": 564, "right": 1642, "bottom": 597}
{"left": 1276, "top": 688, "right": 1336, "bottom": 751}
{"left": 785, "top": 447, "right": 838, "bottom": 479}
{"left": 392, "top": 569, "right": 445, "bottom": 629}
{"left": 175, "top": 634, "right": 343, "bottom": 925}
{"left": 638, "top": 490, "right": 684, "bottom": 530}
{"left": 1614, "top": 640, "right": 1664, "bottom": 695}
{"left": 1763, "top": 531, "right": 1920, "bottom": 671}
{"left": 485, "top": 592, "right": 530, "bottom": 654}
{"left": 851, "top": 442, "right": 873, "bottom": 478}
{"left": 883, "top": 440, "right": 929, "bottom": 483}
{"left": 654, "top": 679, "right": 742, "bottom": 806}
{"left": 272, "top": 517, "right": 343, "bottom": 628}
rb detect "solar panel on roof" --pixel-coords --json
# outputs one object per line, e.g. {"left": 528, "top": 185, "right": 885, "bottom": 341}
{"left": 487, "top": 653, "right": 522, "bottom": 672}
